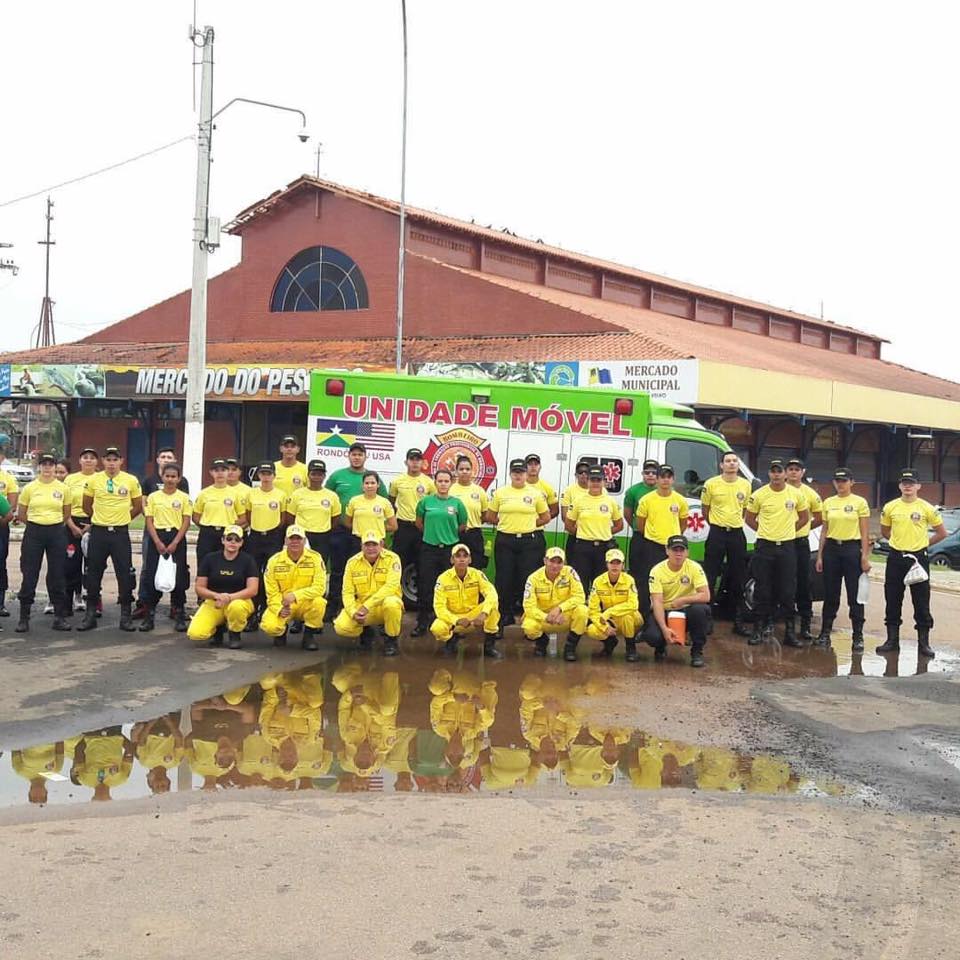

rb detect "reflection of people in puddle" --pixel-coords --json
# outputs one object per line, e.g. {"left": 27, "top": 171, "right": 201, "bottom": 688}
{"left": 562, "top": 726, "right": 630, "bottom": 787}
{"left": 695, "top": 746, "right": 744, "bottom": 792}
{"left": 70, "top": 727, "right": 135, "bottom": 801}
{"left": 744, "top": 755, "right": 799, "bottom": 794}
{"left": 626, "top": 734, "right": 699, "bottom": 790}
{"left": 258, "top": 671, "right": 332, "bottom": 785}
{"left": 478, "top": 745, "right": 539, "bottom": 790}
{"left": 428, "top": 668, "right": 497, "bottom": 769}
{"left": 131, "top": 712, "right": 184, "bottom": 794}
{"left": 519, "top": 673, "right": 586, "bottom": 770}
{"left": 332, "top": 663, "right": 399, "bottom": 777}
{"left": 186, "top": 686, "right": 259, "bottom": 789}
{"left": 848, "top": 652, "right": 865, "bottom": 677}
{"left": 12, "top": 739, "right": 78, "bottom": 804}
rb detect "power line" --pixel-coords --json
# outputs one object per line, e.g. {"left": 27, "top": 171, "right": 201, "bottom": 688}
{"left": 0, "top": 135, "right": 195, "bottom": 209}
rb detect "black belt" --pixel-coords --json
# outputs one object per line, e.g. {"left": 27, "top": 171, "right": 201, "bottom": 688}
{"left": 94, "top": 523, "right": 129, "bottom": 532}
{"left": 825, "top": 537, "right": 858, "bottom": 546}
{"left": 757, "top": 537, "right": 789, "bottom": 547}
{"left": 710, "top": 524, "right": 743, "bottom": 532}
{"left": 201, "top": 524, "right": 224, "bottom": 531}
{"left": 424, "top": 541, "right": 458, "bottom": 549}
{"left": 248, "top": 527, "right": 281, "bottom": 535}
{"left": 497, "top": 531, "right": 539, "bottom": 540}
{"left": 890, "top": 547, "right": 927, "bottom": 556}
{"left": 578, "top": 539, "right": 613, "bottom": 547}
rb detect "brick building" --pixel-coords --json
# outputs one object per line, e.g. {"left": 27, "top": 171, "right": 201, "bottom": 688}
{"left": 2, "top": 175, "right": 959, "bottom": 504}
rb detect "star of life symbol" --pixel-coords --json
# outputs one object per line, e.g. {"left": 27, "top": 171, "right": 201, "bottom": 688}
{"left": 602, "top": 461, "right": 621, "bottom": 487}
{"left": 685, "top": 504, "right": 709, "bottom": 543}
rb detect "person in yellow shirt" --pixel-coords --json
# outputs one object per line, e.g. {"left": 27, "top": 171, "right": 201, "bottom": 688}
{"left": 635, "top": 465, "right": 689, "bottom": 621}
{"left": 744, "top": 459, "right": 810, "bottom": 648}
{"left": 332, "top": 662, "right": 400, "bottom": 778}
{"left": 786, "top": 457, "right": 823, "bottom": 640}
{"left": 521, "top": 545, "right": 589, "bottom": 658}
{"left": 525, "top": 451, "right": 559, "bottom": 556}
{"left": 0, "top": 434, "right": 20, "bottom": 619}
{"left": 225, "top": 458, "right": 253, "bottom": 521}
{"left": 333, "top": 532, "right": 404, "bottom": 656}
{"left": 260, "top": 526, "right": 327, "bottom": 651}
{"left": 286, "top": 459, "right": 341, "bottom": 565}
{"left": 430, "top": 543, "right": 500, "bottom": 656}
{"left": 12, "top": 741, "right": 70, "bottom": 804}
{"left": 244, "top": 461, "right": 289, "bottom": 629}
{"left": 485, "top": 458, "right": 551, "bottom": 637}
{"left": 63, "top": 446, "right": 99, "bottom": 614}
{"left": 428, "top": 668, "right": 498, "bottom": 770}
{"left": 565, "top": 465, "right": 624, "bottom": 588}
{"left": 192, "top": 458, "right": 250, "bottom": 562}
{"left": 701, "top": 451, "right": 752, "bottom": 637}
{"left": 15, "top": 452, "right": 72, "bottom": 632}
{"left": 141, "top": 462, "right": 192, "bottom": 632}
{"left": 389, "top": 447, "right": 436, "bottom": 600}
{"left": 273, "top": 434, "right": 309, "bottom": 496}
{"left": 814, "top": 467, "right": 872, "bottom": 650}
{"left": 344, "top": 471, "right": 397, "bottom": 543}
{"left": 560, "top": 459, "right": 591, "bottom": 529}
{"left": 586, "top": 548, "right": 641, "bottom": 660}
{"left": 519, "top": 673, "right": 584, "bottom": 769}
{"left": 78, "top": 446, "right": 143, "bottom": 633}
{"left": 451, "top": 454, "right": 490, "bottom": 568}
{"left": 70, "top": 727, "right": 135, "bottom": 802}
{"left": 131, "top": 713, "right": 185, "bottom": 795}
{"left": 643, "top": 534, "right": 711, "bottom": 667}
{"left": 876, "top": 468, "right": 947, "bottom": 659}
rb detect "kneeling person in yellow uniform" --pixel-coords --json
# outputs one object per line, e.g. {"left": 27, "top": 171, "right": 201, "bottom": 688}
{"left": 261, "top": 525, "right": 328, "bottom": 652}
{"left": 586, "top": 548, "right": 642, "bottom": 661}
{"left": 187, "top": 524, "right": 258, "bottom": 649}
{"left": 333, "top": 530, "right": 404, "bottom": 656}
{"left": 431, "top": 543, "right": 500, "bottom": 657}
{"left": 522, "top": 546, "right": 589, "bottom": 659}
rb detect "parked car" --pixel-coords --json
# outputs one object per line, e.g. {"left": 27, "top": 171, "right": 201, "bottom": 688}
{"left": 4, "top": 463, "right": 35, "bottom": 484}
{"left": 874, "top": 508, "right": 960, "bottom": 557}
{"left": 929, "top": 527, "right": 960, "bottom": 569}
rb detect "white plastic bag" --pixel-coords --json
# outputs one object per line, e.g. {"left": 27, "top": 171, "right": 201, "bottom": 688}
{"left": 856, "top": 572, "right": 870, "bottom": 605}
{"left": 81, "top": 530, "right": 90, "bottom": 558}
{"left": 154, "top": 554, "right": 177, "bottom": 593}
{"left": 903, "top": 555, "right": 929, "bottom": 586}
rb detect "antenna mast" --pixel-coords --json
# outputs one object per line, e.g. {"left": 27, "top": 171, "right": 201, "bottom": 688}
{"left": 33, "top": 197, "right": 56, "bottom": 348}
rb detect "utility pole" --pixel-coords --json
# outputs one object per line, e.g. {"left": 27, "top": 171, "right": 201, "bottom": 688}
{"left": 33, "top": 197, "right": 56, "bottom": 348}
{"left": 183, "top": 24, "right": 215, "bottom": 497}
{"left": 394, "top": 0, "right": 408, "bottom": 374}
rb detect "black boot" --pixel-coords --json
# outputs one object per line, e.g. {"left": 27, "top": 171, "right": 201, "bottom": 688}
{"left": 815, "top": 619, "right": 833, "bottom": 647}
{"left": 917, "top": 627, "right": 935, "bottom": 659}
{"left": 748, "top": 624, "right": 764, "bottom": 646}
{"left": 563, "top": 632, "right": 580, "bottom": 662}
{"left": 243, "top": 611, "right": 260, "bottom": 633}
{"left": 76, "top": 608, "right": 98, "bottom": 632}
{"left": 533, "top": 637, "right": 548, "bottom": 657}
{"left": 653, "top": 643, "right": 667, "bottom": 662}
{"left": 851, "top": 621, "right": 864, "bottom": 652}
{"left": 783, "top": 618, "right": 802, "bottom": 647}
{"left": 625, "top": 639, "right": 639, "bottom": 662}
{"left": 876, "top": 624, "right": 900, "bottom": 654}
{"left": 52, "top": 606, "right": 72, "bottom": 631}
{"left": 483, "top": 635, "right": 503, "bottom": 660}
{"left": 273, "top": 628, "right": 288, "bottom": 648}
{"left": 383, "top": 635, "right": 400, "bottom": 657}
{"left": 173, "top": 608, "right": 188, "bottom": 632}
{"left": 410, "top": 622, "right": 429, "bottom": 638}
{"left": 302, "top": 626, "right": 319, "bottom": 652}
{"left": 733, "top": 618, "right": 752, "bottom": 637}
{"left": 443, "top": 638, "right": 459, "bottom": 657}
{"left": 358, "top": 627, "right": 374, "bottom": 650}
{"left": 15, "top": 601, "right": 30, "bottom": 633}
{"left": 690, "top": 645, "right": 705, "bottom": 668}
{"left": 209, "top": 625, "right": 224, "bottom": 647}
{"left": 138, "top": 608, "right": 155, "bottom": 632}
{"left": 119, "top": 603, "right": 136, "bottom": 632}
{"left": 227, "top": 630, "right": 242, "bottom": 649}
{"left": 288, "top": 619, "right": 303, "bottom": 635}
{"left": 799, "top": 616, "right": 813, "bottom": 641}
{"left": 599, "top": 637, "right": 617, "bottom": 658}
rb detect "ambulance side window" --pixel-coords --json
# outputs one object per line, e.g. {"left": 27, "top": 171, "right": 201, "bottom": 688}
{"left": 665, "top": 440, "right": 719, "bottom": 498}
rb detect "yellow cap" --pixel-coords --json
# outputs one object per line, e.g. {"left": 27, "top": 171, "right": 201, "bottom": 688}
{"left": 361, "top": 529, "right": 381, "bottom": 544}
{"left": 450, "top": 543, "right": 471, "bottom": 557}
{"left": 605, "top": 548, "right": 625, "bottom": 563}
{"left": 224, "top": 524, "right": 244, "bottom": 539}
{"left": 286, "top": 524, "right": 307, "bottom": 539}
{"left": 545, "top": 546, "right": 565, "bottom": 561}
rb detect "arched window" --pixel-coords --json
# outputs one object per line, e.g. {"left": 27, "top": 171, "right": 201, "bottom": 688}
{"left": 270, "top": 246, "right": 369, "bottom": 312}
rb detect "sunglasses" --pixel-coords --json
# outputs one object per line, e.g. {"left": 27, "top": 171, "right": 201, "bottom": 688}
{"left": 225, "top": 535, "right": 242, "bottom": 543}
{"left": 546, "top": 557, "right": 564, "bottom": 564}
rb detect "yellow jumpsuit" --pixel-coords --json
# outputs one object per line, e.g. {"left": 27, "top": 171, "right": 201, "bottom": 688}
{"left": 695, "top": 746, "right": 744, "bottom": 792}
{"left": 518, "top": 674, "right": 585, "bottom": 751}
{"left": 430, "top": 566, "right": 499, "bottom": 642}
{"left": 561, "top": 745, "right": 617, "bottom": 788}
{"left": 258, "top": 671, "right": 325, "bottom": 744}
{"left": 333, "top": 663, "right": 400, "bottom": 776}
{"left": 333, "top": 549, "right": 404, "bottom": 638}
{"left": 260, "top": 548, "right": 328, "bottom": 636}
{"left": 480, "top": 746, "right": 539, "bottom": 790}
{"left": 71, "top": 734, "right": 133, "bottom": 791}
{"left": 521, "top": 565, "right": 589, "bottom": 639}
{"left": 586, "top": 571, "right": 641, "bottom": 641}
{"left": 188, "top": 597, "right": 255, "bottom": 640}
{"left": 236, "top": 732, "right": 280, "bottom": 781}
{"left": 428, "top": 668, "right": 498, "bottom": 767}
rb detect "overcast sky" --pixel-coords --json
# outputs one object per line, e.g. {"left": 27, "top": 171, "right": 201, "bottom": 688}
{"left": 1, "top": 1, "right": 957, "bottom": 382}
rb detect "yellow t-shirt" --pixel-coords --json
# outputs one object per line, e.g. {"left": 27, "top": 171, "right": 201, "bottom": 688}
{"left": 648, "top": 558, "right": 708, "bottom": 609}
{"left": 88, "top": 470, "right": 142, "bottom": 526}
{"left": 568, "top": 492, "right": 622, "bottom": 541}
{"left": 288, "top": 487, "right": 342, "bottom": 532}
{"left": 193, "top": 484, "right": 245, "bottom": 527}
{"left": 700, "top": 475, "right": 751, "bottom": 529}
{"left": 637, "top": 490, "right": 689, "bottom": 544}
{"left": 144, "top": 489, "right": 192, "bottom": 529}
{"left": 0, "top": 468, "right": 19, "bottom": 499}
{"left": 790, "top": 483, "right": 822, "bottom": 538}
{"left": 247, "top": 485, "right": 288, "bottom": 533}
{"left": 880, "top": 497, "right": 942, "bottom": 552}
{"left": 64, "top": 471, "right": 96, "bottom": 518}
{"left": 560, "top": 482, "right": 590, "bottom": 513}
{"left": 490, "top": 484, "right": 548, "bottom": 534}
{"left": 450, "top": 482, "right": 488, "bottom": 528}
{"left": 746, "top": 484, "right": 807, "bottom": 542}
{"left": 19, "top": 479, "right": 71, "bottom": 525}
{"left": 273, "top": 460, "right": 309, "bottom": 496}
{"left": 530, "top": 478, "right": 559, "bottom": 508}
{"left": 389, "top": 473, "right": 436, "bottom": 522}
{"left": 346, "top": 494, "right": 395, "bottom": 541}
{"left": 821, "top": 494, "right": 870, "bottom": 542}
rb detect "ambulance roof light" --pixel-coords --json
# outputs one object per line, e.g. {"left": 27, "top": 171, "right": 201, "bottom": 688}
{"left": 614, "top": 397, "right": 633, "bottom": 416}
{"left": 326, "top": 378, "right": 345, "bottom": 396}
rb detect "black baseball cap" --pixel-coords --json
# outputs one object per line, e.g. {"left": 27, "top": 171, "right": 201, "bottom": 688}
{"left": 509, "top": 458, "right": 527, "bottom": 473}
{"left": 210, "top": 458, "right": 227, "bottom": 469}
{"left": 899, "top": 469, "right": 920, "bottom": 483}
{"left": 79, "top": 446, "right": 98, "bottom": 457}
{"left": 658, "top": 464, "right": 675, "bottom": 477}
{"left": 642, "top": 459, "right": 660, "bottom": 471}
{"left": 786, "top": 457, "right": 804, "bottom": 468}
{"left": 666, "top": 534, "right": 689, "bottom": 550}
{"left": 257, "top": 462, "right": 275, "bottom": 475}
{"left": 406, "top": 448, "right": 423, "bottom": 460}
{"left": 308, "top": 459, "right": 326, "bottom": 472}
{"left": 156, "top": 446, "right": 175, "bottom": 456}
{"left": 224, "top": 457, "right": 239, "bottom": 468}
{"left": 769, "top": 459, "right": 786, "bottom": 471}
{"left": 38, "top": 452, "right": 56, "bottom": 464}
{"left": 103, "top": 446, "right": 122, "bottom": 458}
{"left": 280, "top": 435, "right": 299, "bottom": 445}
{"left": 575, "top": 460, "right": 591, "bottom": 474}
{"left": 833, "top": 468, "right": 852, "bottom": 481}
{"left": 525, "top": 453, "right": 541, "bottom": 464}
{"left": 348, "top": 442, "right": 366, "bottom": 453}
{"left": 587, "top": 466, "right": 604, "bottom": 480}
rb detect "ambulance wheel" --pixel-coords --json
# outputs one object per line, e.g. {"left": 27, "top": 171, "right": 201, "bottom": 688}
{"left": 401, "top": 562, "right": 419, "bottom": 612}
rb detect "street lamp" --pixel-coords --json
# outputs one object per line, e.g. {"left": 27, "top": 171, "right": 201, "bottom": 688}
{"left": 182, "top": 25, "right": 309, "bottom": 495}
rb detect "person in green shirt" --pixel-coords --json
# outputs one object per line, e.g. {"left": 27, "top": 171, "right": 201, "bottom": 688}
{"left": 324, "top": 443, "right": 388, "bottom": 618}
{"left": 624, "top": 458, "right": 660, "bottom": 577}
{"left": 413, "top": 469, "right": 468, "bottom": 636}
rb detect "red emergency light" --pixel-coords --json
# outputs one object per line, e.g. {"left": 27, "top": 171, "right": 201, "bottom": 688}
{"left": 614, "top": 397, "right": 633, "bottom": 416}
{"left": 326, "top": 378, "right": 345, "bottom": 396}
